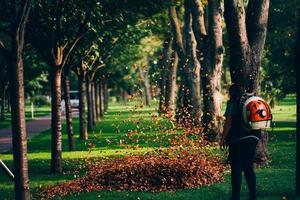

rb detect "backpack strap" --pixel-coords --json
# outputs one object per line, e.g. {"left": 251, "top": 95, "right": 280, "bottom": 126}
{"left": 227, "top": 135, "right": 260, "bottom": 145}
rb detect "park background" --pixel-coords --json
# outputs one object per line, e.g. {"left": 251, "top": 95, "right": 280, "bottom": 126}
{"left": 0, "top": 0, "right": 299, "bottom": 199}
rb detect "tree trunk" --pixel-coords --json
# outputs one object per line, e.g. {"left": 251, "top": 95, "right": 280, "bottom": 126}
{"left": 2, "top": 2, "right": 32, "bottom": 198}
{"left": 145, "top": 73, "right": 151, "bottom": 107}
{"left": 144, "top": 66, "right": 152, "bottom": 107}
{"left": 183, "top": 0, "right": 202, "bottom": 125}
{"left": 224, "top": 0, "right": 271, "bottom": 162}
{"left": 99, "top": 80, "right": 104, "bottom": 118}
{"left": 296, "top": 8, "right": 300, "bottom": 197}
{"left": 138, "top": 65, "right": 151, "bottom": 107}
{"left": 91, "top": 80, "right": 96, "bottom": 125}
{"left": 159, "top": 72, "right": 167, "bottom": 114}
{"left": 103, "top": 80, "right": 109, "bottom": 112}
{"left": 121, "top": 90, "right": 128, "bottom": 104}
{"left": 200, "top": 0, "right": 224, "bottom": 140}
{"left": 86, "top": 79, "right": 93, "bottom": 131}
{"left": 78, "top": 73, "right": 88, "bottom": 140}
{"left": 169, "top": 0, "right": 187, "bottom": 124}
{"left": 169, "top": 0, "right": 201, "bottom": 126}
{"left": 62, "top": 74, "right": 75, "bottom": 151}
{"left": 10, "top": 37, "right": 30, "bottom": 200}
{"left": 165, "top": 51, "right": 178, "bottom": 118}
{"left": 224, "top": 0, "right": 270, "bottom": 93}
{"left": 158, "top": 36, "right": 172, "bottom": 114}
{"left": 50, "top": 68, "right": 63, "bottom": 173}
{"left": 94, "top": 80, "right": 99, "bottom": 121}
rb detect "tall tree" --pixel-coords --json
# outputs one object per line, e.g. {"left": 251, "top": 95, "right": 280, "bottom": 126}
{"left": 84, "top": 44, "right": 104, "bottom": 131}
{"left": 224, "top": 0, "right": 271, "bottom": 163}
{"left": 158, "top": 35, "right": 178, "bottom": 117}
{"left": 94, "top": 79, "right": 100, "bottom": 121}
{"left": 164, "top": 51, "right": 178, "bottom": 117}
{"left": 72, "top": 45, "right": 93, "bottom": 139}
{"left": 86, "top": 59, "right": 103, "bottom": 131}
{"left": 158, "top": 36, "right": 172, "bottom": 114}
{"left": 224, "top": 0, "right": 270, "bottom": 93}
{"left": 138, "top": 63, "right": 151, "bottom": 106}
{"left": 98, "top": 79, "right": 104, "bottom": 118}
{"left": 191, "top": 0, "right": 224, "bottom": 139}
{"left": 62, "top": 69, "right": 75, "bottom": 151}
{"left": 73, "top": 42, "right": 104, "bottom": 133}
{"left": 73, "top": 61, "right": 88, "bottom": 140}
{"left": 29, "top": 0, "right": 97, "bottom": 173}
{"left": 0, "top": 0, "right": 32, "bottom": 199}
{"left": 296, "top": 8, "right": 300, "bottom": 197}
{"left": 169, "top": 0, "right": 202, "bottom": 126}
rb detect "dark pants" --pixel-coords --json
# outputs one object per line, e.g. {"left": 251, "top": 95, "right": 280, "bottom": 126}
{"left": 229, "top": 139, "right": 258, "bottom": 200}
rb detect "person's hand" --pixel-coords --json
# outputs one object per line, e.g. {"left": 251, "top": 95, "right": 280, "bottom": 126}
{"left": 219, "top": 138, "right": 227, "bottom": 151}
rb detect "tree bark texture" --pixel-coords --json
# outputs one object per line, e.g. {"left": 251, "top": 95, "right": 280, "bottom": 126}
{"left": 10, "top": 34, "right": 31, "bottom": 200}
{"left": 86, "top": 78, "right": 94, "bottom": 131}
{"left": 139, "top": 65, "right": 151, "bottom": 107}
{"left": 33, "top": 0, "right": 85, "bottom": 173}
{"left": 296, "top": 8, "right": 300, "bottom": 197}
{"left": 224, "top": 0, "right": 271, "bottom": 163}
{"left": 62, "top": 74, "right": 75, "bottom": 151}
{"left": 224, "top": 0, "right": 270, "bottom": 93}
{"left": 99, "top": 80, "right": 104, "bottom": 118}
{"left": 159, "top": 36, "right": 173, "bottom": 114}
{"left": 3, "top": 1, "right": 32, "bottom": 199}
{"left": 182, "top": 0, "right": 202, "bottom": 125}
{"left": 164, "top": 51, "right": 178, "bottom": 117}
{"left": 169, "top": 0, "right": 202, "bottom": 126}
{"left": 50, "top": 69, "right": 63, "bottom": 173}
{"left": 91, "top": 80, "right": 96, "bottom": 125}
{"left": 10, "top": 48, "right": 31, "bottom": 200}
{"left": 192, "top": 0, "right": 224, "bottom": 139}
{"left": 78, "top": 73, "right": 88, "bottom": 140}
{"left": 103, "top": 80, "right": 109, "bottom": 112}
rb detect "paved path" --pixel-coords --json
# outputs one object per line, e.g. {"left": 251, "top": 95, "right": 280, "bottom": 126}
{"left": 0, "top": 115, "right": 52, "bottom": 153}
{"left": 0, "top": 109, "right": 79, "bottom": 153}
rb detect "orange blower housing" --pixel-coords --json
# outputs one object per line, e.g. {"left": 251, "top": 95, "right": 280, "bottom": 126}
{"left": 242, "top": 96, "right": 272, "bottom": 130}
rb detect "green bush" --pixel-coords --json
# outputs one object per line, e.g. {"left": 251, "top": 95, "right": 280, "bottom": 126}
{"left": 33, "top": 95, "right": 50, "bottom": 107}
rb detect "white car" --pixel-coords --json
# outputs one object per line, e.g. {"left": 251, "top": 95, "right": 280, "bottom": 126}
{"left": 69, "top": 90, "right": 79, "bottom": 108}
{"left": 62, "top": 90, "right": 79, "bottom": 113}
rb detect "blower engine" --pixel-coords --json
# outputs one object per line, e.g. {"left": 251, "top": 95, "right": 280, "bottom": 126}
{"left": 241, "top": 96, "right": 272, "bottom": 130}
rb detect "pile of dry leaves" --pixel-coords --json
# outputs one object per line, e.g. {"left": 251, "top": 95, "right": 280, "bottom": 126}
{"left": 39, "top": 152, "right": 225, "bottom": 199}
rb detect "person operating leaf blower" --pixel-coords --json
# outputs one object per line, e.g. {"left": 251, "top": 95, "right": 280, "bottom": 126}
{"left": 219, "top": 84, "right": 272, "bottom": 200}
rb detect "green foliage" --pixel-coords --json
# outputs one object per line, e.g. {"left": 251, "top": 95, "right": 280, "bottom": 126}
{"left": 261, "top": 0, "right": 300, "bottom": 98}
{"left": 103, "top": 12, "right": 166, "bottom": 95}
{"left": 33, "top": 95, "right": 50, "bottom": 107}
{"left": 24, "top": 48, "right": 49, "bottom": 97}
{"left": 260, "top": 50, "right": 285, "bottom": 107}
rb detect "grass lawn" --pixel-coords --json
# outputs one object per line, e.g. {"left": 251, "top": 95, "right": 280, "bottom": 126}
{"left": 0, "top": 104, "right": 51, "bottom": 130}
{"left": 0, "top": 95, "right": 298, "bottom": 200}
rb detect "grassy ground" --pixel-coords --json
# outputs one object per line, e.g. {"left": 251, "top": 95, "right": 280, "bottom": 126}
{"left": 0, "top": 95, "right": 298, "bottom": 200}
{"left": 0, "top": 104, "right": 51, "bottom": 129}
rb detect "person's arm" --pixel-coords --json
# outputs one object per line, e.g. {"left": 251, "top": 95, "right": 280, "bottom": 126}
{"left": 219, "top": 115, "right": 233, "bottom": 150}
